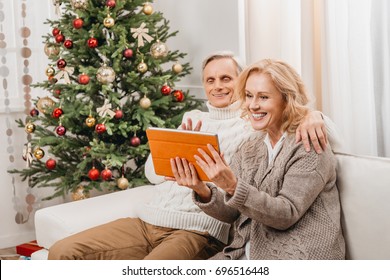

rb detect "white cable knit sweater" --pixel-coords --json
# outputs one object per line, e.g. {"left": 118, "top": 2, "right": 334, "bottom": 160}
{"left": 137, "top": 102, "right": 257, "bottom": 244}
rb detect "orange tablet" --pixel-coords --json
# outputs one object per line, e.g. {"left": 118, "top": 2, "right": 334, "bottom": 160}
{"left": 146, "top": 127, "right": 220, "bottom": 181}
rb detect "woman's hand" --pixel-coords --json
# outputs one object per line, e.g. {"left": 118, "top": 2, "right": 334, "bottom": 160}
{"left": 166, "top": 157, "right": 211, "bottom": 203}
{"left": 295, "top": 110, "right": 328, "bottom": 154}
{"left": 195, "top": 144, "right": 237, "bottom": 196}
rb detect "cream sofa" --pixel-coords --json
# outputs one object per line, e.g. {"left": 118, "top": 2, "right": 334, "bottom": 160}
{"left": 31, "top": 152, "right": 390, "bottom": 260}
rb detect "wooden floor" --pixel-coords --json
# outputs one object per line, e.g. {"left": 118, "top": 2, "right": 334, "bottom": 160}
{"left": 0, "top": 247, "right": 20, "bottom": 260}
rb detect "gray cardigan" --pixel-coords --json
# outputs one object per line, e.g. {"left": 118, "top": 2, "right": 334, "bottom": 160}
{"left": 194, "top": 134, "right": 345, "bottom": 260}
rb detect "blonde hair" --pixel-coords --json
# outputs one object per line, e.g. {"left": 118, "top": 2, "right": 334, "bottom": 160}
{"left": 236, "top": 59, "right": 309, "bottom": 133}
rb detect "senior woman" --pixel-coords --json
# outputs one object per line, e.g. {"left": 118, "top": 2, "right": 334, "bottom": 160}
{"left": 170, "top": 59, "right": 346, "bottom": 260}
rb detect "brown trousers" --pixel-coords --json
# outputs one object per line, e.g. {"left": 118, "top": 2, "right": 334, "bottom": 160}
{"left": 48, "top": 218, "right": 224, "bottom": 260}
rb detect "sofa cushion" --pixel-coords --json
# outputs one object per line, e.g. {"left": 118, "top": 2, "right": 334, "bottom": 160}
{"left": 335, "top": 152, "right": 390, "bottom": 259}
{"left": 34, "top": 185, "right": 155, "bottom": 250}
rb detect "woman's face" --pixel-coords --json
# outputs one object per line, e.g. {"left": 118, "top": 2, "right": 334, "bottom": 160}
{"left": 244, "top": 72, "right": 286, "bottom": 137}
{"left": 202, "top": 58, "right": 238, "bottom": 108}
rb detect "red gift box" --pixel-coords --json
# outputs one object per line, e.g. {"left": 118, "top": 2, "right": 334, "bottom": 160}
{"left": 16, "top": 240, "right": 43, "bottom": 257}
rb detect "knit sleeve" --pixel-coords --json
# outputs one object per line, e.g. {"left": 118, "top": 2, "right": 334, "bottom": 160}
{"left": 192, "top": 184, "right": 240, "bottom": 224}
{"left": 225, "top": 144, "right": 336, "bottom": 230}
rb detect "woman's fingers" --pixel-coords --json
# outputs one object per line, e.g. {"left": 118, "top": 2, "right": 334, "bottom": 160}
{"left": 189, "top": 163, "right": 198, "bottom": 180}
{"left": 197, "top": 147, "right": 215, "bottom": 165}
{"left": 170, "top": 158, "right": 180, "bottom": 178}
{"left": 182, "top": 158, "right": 192, "bottom": 177}
{"left": 175, "top": 157, "right": 185, "bottom": 176}
{"left": 207, "top": 144, "right": 225, "bottom": 164}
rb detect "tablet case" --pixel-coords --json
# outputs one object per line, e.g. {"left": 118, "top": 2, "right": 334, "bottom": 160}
{"left": 146, "top": 127, "right": 220, "bottom": 181}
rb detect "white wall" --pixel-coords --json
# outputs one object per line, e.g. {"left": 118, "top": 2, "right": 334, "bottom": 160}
{"left": 0, "top": 0, "right": 244, "bottom": 248}
{"left": 245, "top": 0, "right": 318, "bottom": 108}
{"left": 154, "top": 0, "right": 244, "bottom": 99}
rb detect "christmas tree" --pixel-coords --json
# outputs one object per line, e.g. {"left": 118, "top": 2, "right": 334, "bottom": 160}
{"left": 9, "top": 0, "right": 201, "bottom": 200}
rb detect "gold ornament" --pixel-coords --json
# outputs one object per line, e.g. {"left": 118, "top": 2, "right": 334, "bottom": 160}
{"left": 142, "top": 2, "right": 153, "bottom": 15}
{"left": 103, "top": 14, "right": 115, "bottom": 28}
{"left": 45, "top": 66, "right": 55, "bottom": 77}
{"left": 44, "top": 43, "right": 60, "bottom": 57}
{"left": 150, "top": 40, "right": 169, "bottom": 59}
{"left": 117, "top": 177, "right": 129, "bottom": 190}
{"left": 85, "top": 116, "right": 96, "bottom": 127}
{"left": 33, "top": 147, "right": 45, "bottom": 160}
{"left": 139, "top": 96, "right": 151, "bottom": 109}
{"left": 71, "top": 185, "right": 90, "bottom": 201}
{"left": 96, "top": 65, "right": 116, "bottom": 84}
{"left": 25, "top": 122, "right": 36, "bottom": 134}
{"left": 172, "top": 63, "right": 183, "bottom": 73}
{"left": 137, "top": 61, "right": 148, "bottom": 73}
{"left": 71, "top": 0, "right": 88, "bottom": 9}
{"left": 36, "top": 97, "right": 55, "bottom": 114}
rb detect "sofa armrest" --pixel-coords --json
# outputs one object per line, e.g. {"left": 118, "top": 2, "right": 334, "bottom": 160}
{"left": 34, "top": 185, "right": 155, "bottom": 250}
{"left": 335, "top": 152, "right": 390, "bottom": 260}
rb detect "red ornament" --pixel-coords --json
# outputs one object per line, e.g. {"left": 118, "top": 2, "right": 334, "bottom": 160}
{"left": 52, "top": 28, "right": 60, "bottom": 36}
{"left": 52, "top": 108, "right": 63, "bottom": 118}
{"left": 73, "top": 18, "right": 84, "bottom": 29}
{"left": 57, "top": 58, "right": 67, "bottom": 69}
{"left": 87, "top": 37, "right": 98, "bottom": 48}
{"left": 114, "top": 109, "right": 123, "bottom": 119}
{"left": 53, "top": 88, "right": 61, "bottom": 98}
{"left": 123, "top": 48, "right": 133, "bottom": 59}
{"left": 101, "top": 168, "right": 113, "bottom": 181}
{"left": 130, "top": 136, "right": 141, "bottom": 147}
{"left": 56, "top": 125, "right": 66, "bottom": 136}
{"left": 64, "top": 39, "right": 73, "bottom": 49}
{"left": 88, "top": 167, "right": 100, "bottom": 181}
{"left": 45, "top": 158, "right": 57, "bottom": 170}
{"left": 95, "top": 123, "right": 106, "bottom": 134}
{"left": 106, "top": 0, "right": 116, "bottom": 8}
{"left": 78, "top": 74, "right": 90, "bottom": 85}
{"left": 55, "top": 33, "right": 65, "bottom": 43}
{"left": 173, "top": 90, "right": 185, "bottom": 102}
{"left": 161, "top": 84, "right": 171, "bottom": 95}
{"left": 30, "top": 108, "right": 39, "bottom": 117}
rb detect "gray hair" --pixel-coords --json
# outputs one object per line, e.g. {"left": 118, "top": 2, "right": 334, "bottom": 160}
{"left": 201, "top": 51, "right": 244, "bottom": 78}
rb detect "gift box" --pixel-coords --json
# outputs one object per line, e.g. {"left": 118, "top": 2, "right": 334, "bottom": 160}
{"left": 16, "top": 240, "right": 43, "bottom": 257}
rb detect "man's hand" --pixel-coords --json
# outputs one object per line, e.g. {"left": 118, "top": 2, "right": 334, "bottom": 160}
{"left": 181, "top": 118, "right": 202, "bottom": 131}
{"left": 296, "top": 111, "right": 328, "bottom": 154}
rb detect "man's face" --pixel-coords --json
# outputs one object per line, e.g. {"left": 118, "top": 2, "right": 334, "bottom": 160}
{"left": 202, "top": 58, "right": 238, "bottom": 108}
